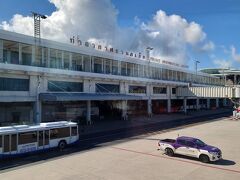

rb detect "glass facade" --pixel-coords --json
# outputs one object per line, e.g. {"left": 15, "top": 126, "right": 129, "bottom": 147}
{"left": 0, "top": 77, "right": 29, "bottom": 91}
{"left": 0, "top": 38, "right": 224, "bottom": 86}
{"left": 48, "top": 81, "right": 83, "bottom": 92}
{"left": 153, "top": 87, "right": 167, "bottom": 94}
{"left": 42, "top": 101, "right": 88, "bottom": 122}
{"left": 172, "top": 88, "right": 176, "bottom": 94}
{"left": 0, "top": 102, "right": 33, "bottom": 126}
{"left": 129, "top": 86, "right": 146, "bottom": 94}
{"left": 96, "top": 83, "right": 120, "bottom": 93}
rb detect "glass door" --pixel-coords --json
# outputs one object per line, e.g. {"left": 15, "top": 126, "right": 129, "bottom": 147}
{"left": 3, "top": 135, "right": 10, "bottom": 153}
{"left": 38, "top": 131, "right": 44, "bottom": 148}
{"left": 10, "top": 134, "right": 17, "bottom": 152}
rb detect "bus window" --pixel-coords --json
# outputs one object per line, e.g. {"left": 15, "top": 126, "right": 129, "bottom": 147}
{"left": 44, "top": 130, "right": 49, "bottom": 145}
{"left": 11, "top": 134, "right": 17, "bottom": 151}
{"left": 3, "top": 135, "right": 10, "bottom": 152}
{"left": 0, "top": 135, "right": 2, "bottom": 148}
{"left": 38, "top": 131, "right": 44, "bottom": 147}
{"left": 50, "top": 128, "right": 70, "bottom": 139}
{"left": 71, "top": 127, "right": 78, "bottom": 136}
{"left": 19, "top": 131, "right": 37, "bottom": 145}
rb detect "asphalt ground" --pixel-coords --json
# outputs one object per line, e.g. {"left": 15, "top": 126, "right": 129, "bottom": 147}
{"left": 0, "top": 111, "right": 230, "bottom": 171}
{"left": 1, "top": 114, "right": 239, "bottom": 179}
{"left": 0, "top": 112, "right": 236, "bottom": 178}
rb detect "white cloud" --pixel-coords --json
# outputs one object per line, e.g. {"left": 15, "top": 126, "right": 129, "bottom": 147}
{"left": 201, "top": 41, "right": 215, "bottom": 51}
{"left": 184, "top": 22, "right": 206, "bottom": 45}
{"left": 213, "top": 59, "right": 232, "bottom": 68}
{"left": 231, "top": 45, "right": 240, "bottom": 62}
{"left": 0, "top": 0, "right": 212, "bottom": 65}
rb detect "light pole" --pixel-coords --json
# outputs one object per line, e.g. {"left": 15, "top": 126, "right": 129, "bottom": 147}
{"left": 31, "top": 12, "right": 46, "bottom": 124}
{"left": 195, "top": 60, "right": 200, "bottom": 75}
{"left": 146, "top": 47, "right": 153, "bottom": 118}
{"left": 146, "top": 47, "right": 153, "bottom": 60}
{"left": 31, "top": 12, "right": 47, "bottom": 39}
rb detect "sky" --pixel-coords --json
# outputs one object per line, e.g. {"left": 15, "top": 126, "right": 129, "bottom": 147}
{"left": 0, "top": 0, "right": 240, "bottom": 71}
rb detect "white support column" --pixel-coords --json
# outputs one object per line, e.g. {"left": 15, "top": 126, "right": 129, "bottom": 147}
{"left": 19, "top": 43, "right": 22, "bottom": 65}
{"left": 137, "top": 64, "right": 140, "bottom": 77}
{"left": 83, "top": 79, "right": 95, "bottom": 93}
{"left": 91, "top": 56, "right": 94, "bottom": 72}
{"left": 61, "top": 51, "right": 64, "bottom": 69}
{"left": 147, "top": 84, "right": 152, "bottom": 118}
{"left": 47, "top": 48, "right": 50, "bottom": 67}
{"left": 118, "top": 61, "right": 121, "bottom": 75}
{"left": 121, "top": 100, "right": 128, "bottom": 120}
{"left": 101, "top": 58, "right": 104, "bottom": 73}
{"left": 0, "top": 39, "right": 3, "bottom": 62}
{"left": 234, "top": 75, "right": 237, "bottom": 85}
{"left": 110, "top": 59, "right": 113, "bottom": 74}
{"left": 196, "top": 98, "right": 200, "bottom": 110}
{"left": 87, "top": 100, "right": 92, "bottom": 124}
{"left": 147, "top": 98, "right": 152, "bottom": 118}
{"left": 69, "top": 53, "right": 72, "bottom": 70}
{"left": 35, "top": 75, "right": 41, "bottom": 123}
{"left": 32, "top": 45, "right": 35, "bottom": 65}
{"left": 167, "top": 98, "right": 171, "bottom": 113}
{"left": 183, "top": 98, "right": 187, "bottom": 114}
{"left": 7, "top": 49, "right": 11, "bottom": 63}
{"left": 167, "top": 86, "right": 171, "bottom": 113}
{"left": 41, "top": 47, "right": 45, "bottom": 66}
{"left": 216, "top": 98, "right": 219, "bottom": 108}
{"left": 207, "top": 98, "right": 210, "bottom": 109}
{"left": 35, "top": 100, "right": 41, "bottom": 124}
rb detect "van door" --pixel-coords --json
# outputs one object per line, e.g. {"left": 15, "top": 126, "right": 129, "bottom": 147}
{"left": 3, "top": 135, "right": 10, "bottom": 153}
{"left": 44, "top": 130, "right": 49, "bottom": 148}
{"left": 10, "top": 134, "right": 17, "bottom": 153}
{"left": 38, "top": 131, "right": 44, "bottom": 149}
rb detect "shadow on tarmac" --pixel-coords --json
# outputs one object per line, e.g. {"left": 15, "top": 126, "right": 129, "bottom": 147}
{"left": 0, "top": 111, "right": 232, "bottom": 172}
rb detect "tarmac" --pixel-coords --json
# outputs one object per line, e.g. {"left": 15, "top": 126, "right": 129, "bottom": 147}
{"left": 0, "top": 108, "right": 239, "bottom": 180}
{"left": 79, "top": 108, "right": 231, "bottom": 136}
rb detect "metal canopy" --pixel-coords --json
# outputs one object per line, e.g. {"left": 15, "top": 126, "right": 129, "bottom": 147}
{"left": 39, "top": 93, "right": 143, "bottom": 101}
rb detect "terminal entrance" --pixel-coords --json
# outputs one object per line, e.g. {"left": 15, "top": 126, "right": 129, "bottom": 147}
{"left": 152, "top": 100, "right": 168, "bottom": 114}
{"left": 0, "top": 102, "right": 34, "bottom": 126}
{"left": 187, "top": 99, "right": 197, "bottom": 111}
{"left": 171, "top": 100, "right": 183, "bottom": 112}
{"left": 93, "top": 101, "right": 122, "bottom": 122}
{"left": 128, "top": 100, "right": 148, "bottom": 116}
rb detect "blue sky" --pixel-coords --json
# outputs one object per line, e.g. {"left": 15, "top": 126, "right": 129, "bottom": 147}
{"left": 0, "top": 0, "right": 240, "bottom": 70}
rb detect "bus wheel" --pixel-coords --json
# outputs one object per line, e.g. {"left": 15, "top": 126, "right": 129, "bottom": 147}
{"left": 58, "top": 140, "right": 67, "bottom": 150}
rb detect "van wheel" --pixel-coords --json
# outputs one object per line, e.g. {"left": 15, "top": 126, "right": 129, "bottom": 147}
{"left": 58, "top": 140, "right": 67, "bottom": 150}
{"left": 165, "top": 148, "right": 174, "bottom": 156}
{"left": 199, "top": 154, "right": 210, "bottom": 163}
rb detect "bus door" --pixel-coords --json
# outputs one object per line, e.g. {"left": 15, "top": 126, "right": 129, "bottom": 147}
{"left": 10, "top": 134, "right": 17, "bottom": 153}
{"left": 3, "top": 135, "right": 10, "bottom": 153}
{"left": 44, "top": 130, "right": 49, "bottom": 148}
{"left": 38, "top": 131, "right": 44, "bottom": 149}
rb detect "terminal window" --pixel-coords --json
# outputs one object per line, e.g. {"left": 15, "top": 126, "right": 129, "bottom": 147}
{"left": 48, "top": 81, "right": 83, "bottom": 92}
{"left": 0, "top": 77, "right": 29, "bottom": 91}
{"left": 96, "top": 83, "right": 120, "bottom": 93}
{"left": 153, "top": 87, "right": 167, "bottom": 94}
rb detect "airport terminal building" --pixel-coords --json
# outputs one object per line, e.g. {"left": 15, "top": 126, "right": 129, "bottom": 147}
{"left": 0, "top": 29, "right": 227, "bottom": 126}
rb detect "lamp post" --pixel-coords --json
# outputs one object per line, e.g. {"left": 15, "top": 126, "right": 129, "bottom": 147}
{"left": 31, "top": 12, "right": 46, "bottom": 123}
{"left": 146, "top": 47, "right": 153, "bottom": 118}
{"left": 195, "top": 60, "right": 200, "bottom": 75}
{"left": 31, "top": 12, "right": 47, "bottom": 39}
{"left": 146, "top": 47, "right": 153, "bottom": 60}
